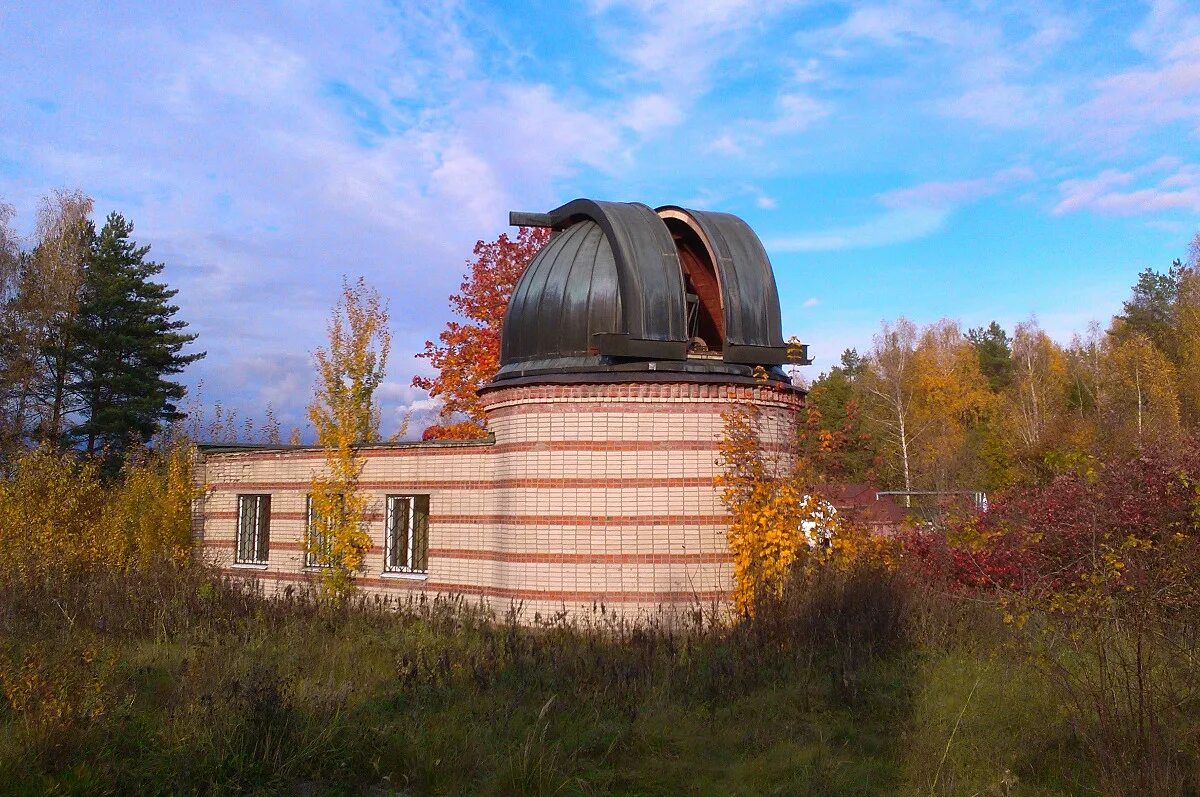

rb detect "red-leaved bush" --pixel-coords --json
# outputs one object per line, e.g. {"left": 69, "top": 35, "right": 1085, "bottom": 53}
{"left": 903, "top": 446, "right": 1200, "bottom": 601}
{"left": 901, "top": 445, "right": 1200, "bottom": 796}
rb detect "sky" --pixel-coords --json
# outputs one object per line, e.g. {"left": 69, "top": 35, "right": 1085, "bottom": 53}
{"left": 3, "top": 0, "right": 1200, "bottom": 438}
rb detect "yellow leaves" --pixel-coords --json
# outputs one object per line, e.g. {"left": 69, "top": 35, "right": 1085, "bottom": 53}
{"left": 307, "top": 276, "right": 391, "bottom": 602}
{"left": 309, "top": 276, "right": 391, "bottom": 449}
{"left": 0, "top": 642, "right": 110, "bottom": 743}
{"left": 1103, "top": 331, "right": 1181, "bottom": 449}
{"left": 0, "top": 443, "right": 196, "bottom": 590}
{"left": 719, "top": 405, "right": 895, "bottom": 617}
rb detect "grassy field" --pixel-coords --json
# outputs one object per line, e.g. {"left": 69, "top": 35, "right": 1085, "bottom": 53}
{"left": 0, "top": 566, "right": 1098, "bottom": 796}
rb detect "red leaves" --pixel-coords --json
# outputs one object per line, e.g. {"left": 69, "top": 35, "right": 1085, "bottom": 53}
{"left": 901, "top": 445, "right": 1200, "bottom": 600}
{"left": 414, "top": 227, "right": 550, "bottom": 437}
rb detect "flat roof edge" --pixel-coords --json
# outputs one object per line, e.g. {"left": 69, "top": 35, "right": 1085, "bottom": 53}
{"left": 195, "top": 435, "right": 496, "bottom": 455}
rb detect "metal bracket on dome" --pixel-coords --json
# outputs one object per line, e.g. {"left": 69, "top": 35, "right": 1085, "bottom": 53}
{"left": 593, "top": 333, "right": 689, "bottom": 360}
{"left": 508, "top": 211, "right": 554, "bottom": 228}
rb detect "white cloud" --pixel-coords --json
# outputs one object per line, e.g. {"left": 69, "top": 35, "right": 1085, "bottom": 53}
{"left": 706, "top": 133, "right": 744, "bottom": 156}
{"left": 811, "top": 0, "right": 1079, "bottom": 133}
{"left": 621, "top": 94, "right": 684, "bottom": 134}
{"left": 769, "top": 206, "right": 949, "bottom": 252}
{"left": 879, "top": 166, "right": 1035, "bottom": 209}
{"left": 941, "top": 83, "right": 1058, "bottom": 129}
{"left": 1054, "top": 160, "right": 1200, "bottom": 216}
{"left": 0, "top": 8, "right": 636, "bottom": 434}
{"left": 769, "top": 92, "right": 832, "bottom": 134}
{"left": 590, "top": 0, "right": 803, "bottom": 94}
{"left": 770, "top": 163, "right": 1032, "bottom": 252}
{"left": 1071, "top": 3, "right": 1200, "bottom": 145}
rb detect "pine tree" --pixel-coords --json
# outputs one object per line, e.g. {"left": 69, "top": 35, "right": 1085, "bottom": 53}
{"left": 966, "top": 321, "right": 1014, "bottom": 392}
{"left": 1114, "top": 263, "right": 1184, "bottom": 360}
{"left": 65, "top": 213, "right": 204, "bottom": 459}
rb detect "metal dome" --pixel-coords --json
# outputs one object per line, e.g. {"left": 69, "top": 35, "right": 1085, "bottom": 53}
{"left": 492, "top": 198, "right": 808, "bottom": 384}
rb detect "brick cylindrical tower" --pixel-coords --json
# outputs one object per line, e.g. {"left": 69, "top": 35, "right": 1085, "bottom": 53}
{"left": 478, "top": 380, "right": 803, "bottom": 620}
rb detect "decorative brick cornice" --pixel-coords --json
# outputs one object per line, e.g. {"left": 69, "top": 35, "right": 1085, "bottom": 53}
{"left": 482, "top": 380, "right": 804, "bottom": 413}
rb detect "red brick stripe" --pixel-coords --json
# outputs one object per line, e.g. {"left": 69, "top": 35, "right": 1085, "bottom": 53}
{"left": 203, "top": 541, "right": 729, "bottom": 565}
{"left": 426, "top": 548, "right": 732, "bottom": 565}
{"left": 485, "top": 402, "right": 735, "bottom": 418}
{"left": 481, "top": 382, "right": 803, "bottom": 405}
{"left": 219, "top": 567, "right": 729, "bottom": 604}
{"left": 205, "top": 476, "right": 717, "bottom": 492}
{"left": 205, "top": 540, "right": 385, "bottom": 555}
{"left": 203, "top": 512, "right": 728, "bottom": 527}
{"left": 206, "top": 511, "right": 385, "bottom": 522}
{"left": 430, "top": 514, "right": 728, "bottom": 527}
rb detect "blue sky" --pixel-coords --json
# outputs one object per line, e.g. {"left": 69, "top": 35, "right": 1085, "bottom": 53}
{"left": 3, "top": 1, "right": 1199, "bottom": 436}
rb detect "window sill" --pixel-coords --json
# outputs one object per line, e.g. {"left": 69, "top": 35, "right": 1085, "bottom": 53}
{"left": 231, "top": 562, "right": 269, "bottom": 570}
{"left": 380, "top": 571, "right": 429, "bottom": 581}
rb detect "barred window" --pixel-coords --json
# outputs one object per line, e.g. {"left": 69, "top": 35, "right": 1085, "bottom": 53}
{"left": 236, "top": 495, "right": 270, "bottom": 564}
{"left": 304, "top": 495, "right": 337, "bottom": 568}
{"left": 385, "top": 495, "right": 429, "bottom": 573}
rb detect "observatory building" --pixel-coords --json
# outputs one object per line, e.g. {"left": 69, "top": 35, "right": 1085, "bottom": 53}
{"left": 194, "top": 200, "right": 807, "bottom": 620}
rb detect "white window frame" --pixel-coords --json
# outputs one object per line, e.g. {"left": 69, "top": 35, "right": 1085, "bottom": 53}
{"left": 384, "top": 494, "right": 428, "bottom": 574}
{"left": 235, "top": 494, "right": 270, "bottom": 565}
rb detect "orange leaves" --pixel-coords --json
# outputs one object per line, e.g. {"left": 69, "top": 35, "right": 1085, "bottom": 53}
{"left": 421, "top": 420, "right": 489, "bottom": 441}
{"left": 414, "top": 227, "right": 549, "bottom": 436}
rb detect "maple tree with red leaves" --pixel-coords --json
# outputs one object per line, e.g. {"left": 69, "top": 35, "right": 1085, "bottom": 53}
{"left": 414, "top": 226, "right": 550, "bottom": 440}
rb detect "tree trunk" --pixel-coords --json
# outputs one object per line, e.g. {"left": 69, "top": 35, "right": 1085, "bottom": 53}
{"left": 1135, "top": 361, "right": 1143, "bottom": 439}
{"left": 898, "top": 406, "right": 912, "bottom": 508}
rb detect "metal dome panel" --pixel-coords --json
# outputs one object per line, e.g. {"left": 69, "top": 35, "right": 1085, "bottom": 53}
{"left": 493, "top": 197, "right": 800, "bottom": 383}
{"left": 656, "top": 206, "right": 787, "bottom": 364}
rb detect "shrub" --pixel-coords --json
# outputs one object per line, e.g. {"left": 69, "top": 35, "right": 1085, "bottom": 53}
{"left": 910, "top": 445, "right": 1200, "bottom": 796}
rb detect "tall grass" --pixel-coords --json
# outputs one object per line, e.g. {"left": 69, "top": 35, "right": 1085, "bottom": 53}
{"left": 0, "top": 445, "right": 1182, "bottom": 794}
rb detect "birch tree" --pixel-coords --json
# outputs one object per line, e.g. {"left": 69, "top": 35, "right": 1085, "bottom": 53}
{"left": 1103, "top": 332, "right": 1179, "bottom": 451}
{"left": 0, "top": 190, "right": 93, "bottom": 452}
{"left": 307, "top": 276, "right": 391, "bottom": 599}
{"left": 909, "top": 320, "right": 993, "bottom": 491}
{"left": 1173, "top": 269, "right": 1200, "bottom": 428}
{"left": 860, "top": 318, "right": 921, "bottom": 497}
{"left": 1007, "top": 319, "right": 1068, "bottom": 450}
{"left": 0, "top": 201, "right": 22, "bottom": 452}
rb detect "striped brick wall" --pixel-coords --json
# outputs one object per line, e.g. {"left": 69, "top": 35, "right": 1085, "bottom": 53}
{"left": 196, "top": 380, "right": 802, "bottom": 623}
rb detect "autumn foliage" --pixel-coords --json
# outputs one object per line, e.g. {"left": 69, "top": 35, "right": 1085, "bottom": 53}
{"left": 0, "top": 442, "right": 196, "bottom": 589}
{"left": 307, "top": 277, "right": 391, "bottom": 599}
{"left": 718, "top": 402, "right": 897, "bottom": 616}
{"left": 414, "top": 227, "right": 549, "bottom": 439}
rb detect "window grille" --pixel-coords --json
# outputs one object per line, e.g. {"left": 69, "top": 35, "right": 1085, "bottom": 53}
{"left": 385, "top": 495, "right": 429, "bottom": 573}
{"left": 235, "top": 494, "right": 271, "bottom": 564}
{"left": 304, "top": 495, "right": 337, "bottom": 568}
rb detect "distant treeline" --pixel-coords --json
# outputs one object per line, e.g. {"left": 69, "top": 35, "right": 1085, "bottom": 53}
{"left": 802, "top": 236, "right": 1200, "bottom": 492}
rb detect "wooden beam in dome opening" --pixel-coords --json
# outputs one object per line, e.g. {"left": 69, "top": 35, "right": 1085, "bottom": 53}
{"left": 508, "top": 211, "right": 554, "bottom": 228}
